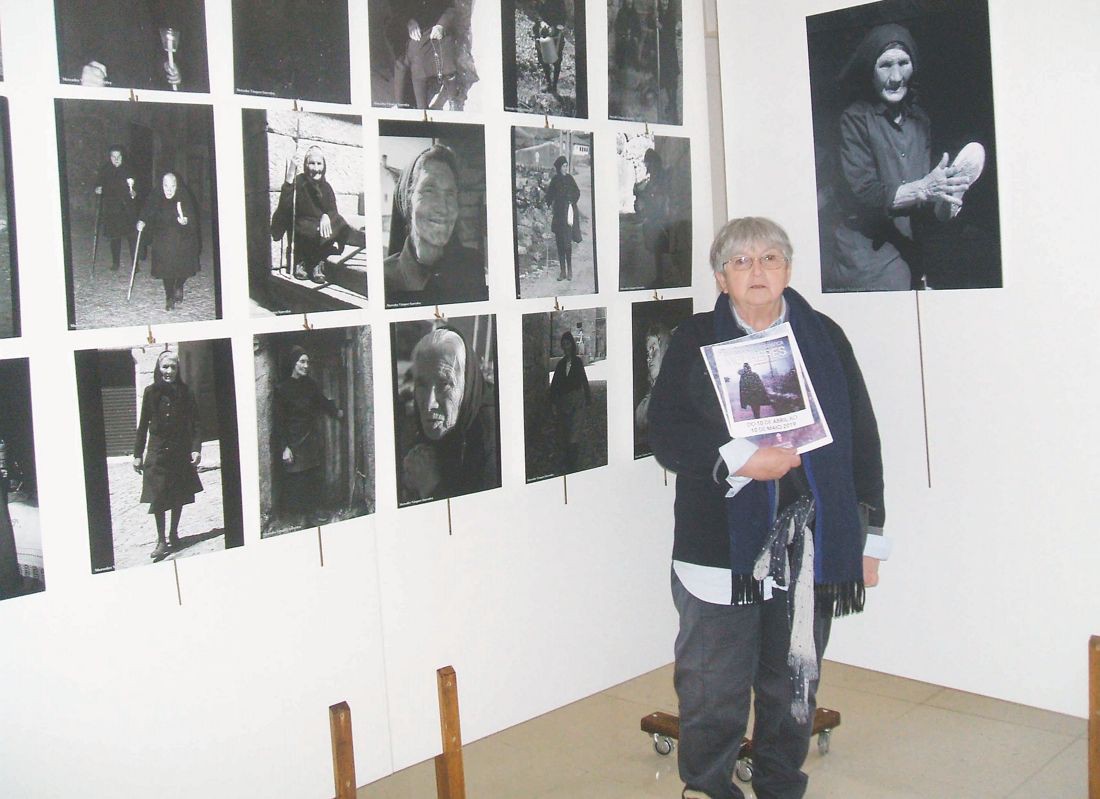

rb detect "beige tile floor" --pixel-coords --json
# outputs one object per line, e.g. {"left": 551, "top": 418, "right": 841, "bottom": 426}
{"left": 360, "top": 661, "right": 1087, "bottom": 798}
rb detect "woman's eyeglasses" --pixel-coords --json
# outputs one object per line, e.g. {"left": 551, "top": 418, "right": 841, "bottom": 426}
{"left": 725, "top": 253, "right": 788, "bottom": 272}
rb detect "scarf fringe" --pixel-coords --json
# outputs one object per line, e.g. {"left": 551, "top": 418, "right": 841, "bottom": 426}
{"left": 815, "top": 580, "right": 865, "bottom": 617}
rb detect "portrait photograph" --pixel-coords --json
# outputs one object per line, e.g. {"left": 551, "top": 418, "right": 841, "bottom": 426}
{"left": 76, "top": 338, "right": 243, "bottom": 572}
{"left": 379, "top": 120, "right": 488, "bottom": 309}
{"left": 631, "top": 297, "right": 691, "bottom": 458}
{"left": 56, "top": 98, "right": 221, "bottom": 330}
{"left": 390, "top": 315, "right": 500, "bottom": 507}
{"left": 502, "top": 0, "right": 588, "bottom": 118}
{"left": 617, "top": 131, "right": 691, "bottom": 290}
{"left": 522, "top": 307, "right": 607, "bottom": 482}
{"left": 0, "top": 98, "right": 18, "bottom": 339}
{"left": 368, "top": 0, "right": 483, "bottom": 111}
{"left": 607, "top": 0, "right": 682, "bottom": 125}
{"left": 807, "top": 0, "right": 1002, "bottom": 292}
{"left": 512, "top": 126, "right": 597, "bottom": 299}
{"left": 254, "top": 326, "right": 375, "bottom": 538}
{"left": 0, "top": 358, "right": 44, "bottom": 602}
{"left": 232, "top": 0, "right": 351, "bottom": 105}
{"left": 243, "top": 109, "right": 368, "bottom": 316}
{"left": 54, "top": 0, "right": 210, "bottom": 93}
{"left": 722, "top": 337, "right": 806, "bottom": 426}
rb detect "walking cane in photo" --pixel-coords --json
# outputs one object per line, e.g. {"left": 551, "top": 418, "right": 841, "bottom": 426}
{"left": 91, "top": 193, "right": 103, "bottom": 275}
{"left": 127, "top": 227, "right": 143, "bottom": 300}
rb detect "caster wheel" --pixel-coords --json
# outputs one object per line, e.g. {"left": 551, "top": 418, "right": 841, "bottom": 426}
{"left": 817, "top": 730, "right": 831, "bottom": 756}
{"left": 734, "top": 758, "right": 753, "bottom": 783}
{"left": 653, "top": 734, "right": 674, "bottom": 756}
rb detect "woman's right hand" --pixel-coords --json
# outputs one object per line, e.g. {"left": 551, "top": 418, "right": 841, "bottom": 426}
{"left": 132, "top": 457, "right": 143, "bottom": 474}
{"left": 734, "top": 446, "right": 800, "bottom": 481}
{"left": 921, "top": 153, "right": 969, "bottom": 206}
{"left": 282, "top": 446, "right": 294, "bottom": 466}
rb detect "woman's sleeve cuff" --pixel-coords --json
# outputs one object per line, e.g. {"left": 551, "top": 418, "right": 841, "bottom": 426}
{"left": 863, "top": 528, "right": 892, "bottom": 560}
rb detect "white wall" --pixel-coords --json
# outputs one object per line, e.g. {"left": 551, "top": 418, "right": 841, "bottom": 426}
{"left": 0, "top": 0, "right": 716, "bottom": 797}
{"left": 717, "top": 0, "right": 1100, "bottom": 718}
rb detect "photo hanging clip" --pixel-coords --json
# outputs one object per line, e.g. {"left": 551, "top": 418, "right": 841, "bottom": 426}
{"left": 554, "top": 297, "right": 563, "bottom": 311}
{"left": 652, "top": 289, "right": 663, "bottom": 301}
{"left": 129, "top": 89, "right": 139, "bottom": 103}
{"left": 644, "top": 121, "right": 650, "bottom": 136}
{"left": 423, "top": 108, "right": 430, "bottom": 123}
{"left": 293, "top": 98, "right": 301, "bottom": 112}
{"left": 146, "top": 325, "right": 156, "bottom": 345}
{"left": 302, "top": 313, "right": 313, "bottom": 330}
{"left": 544, "top": 114, "right": 552, "bottom": 129}
{"left": 433, "top": 305, "right": 446, "bottom": 323}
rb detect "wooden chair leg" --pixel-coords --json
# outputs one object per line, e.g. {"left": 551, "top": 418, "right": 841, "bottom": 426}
{"left": 434, "top": 666, "right": 466, "bottom": 799}
{"left": 330, "top": 701, "right": 356, "bottom": 799}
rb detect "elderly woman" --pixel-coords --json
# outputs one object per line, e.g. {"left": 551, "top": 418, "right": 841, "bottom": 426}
{"left": 648, "top": 218, "right": 888, "bottom": 799}
{"left": 633, "top": 147, "right": 673, "bottom": 286}
{"left": 829, "top": 23, "right": 972, "bottom": 291}
{"left": 531, "top": 0, "right": 568, "bottom": 93}
{"left": 547, "top": 330, "right": 590, "bottom": 473}
{"left": 383, "top": 144, "right": 487, "bottom": 308}
{"left": 544, "top": 154, "right": 580, "bottom": 281}
{"left": 137, "top": 171, "right": 201, "bottom": 311}
{"left": 273, "top": 345, "right": 343, "bottom": 528}
{"left": 401, "top": 327, "right": 498, "bottom": 502}
{"left": 634, "top": 320, "right": 670, "bottom": 452}
{"left": 270, "top": 145, "right": 364, "bottom": 285}
{"left": 93, "top": 145, "right": 138, "bottom": 272}
{"left": 133, "top": 350, "right": 203, "bottom": 561}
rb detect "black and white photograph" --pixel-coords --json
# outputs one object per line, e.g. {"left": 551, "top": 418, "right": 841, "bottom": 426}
{"left": 617, "top": 131, "right": 691, "bottom": 290}
{"left": 379, "top": 120, "right": 488, "bottom": 309}
{"left": 368, "top": 0, "right": 482, "bottom": 110}
{"left": 503, "top": 0, "right": 588, "bottom": 118}
{"left": 232, "top": 0, "right": 351, "bottom": 105}
{"left": 391, "top": 315, "right": 500, "bottom": 506}
{"left": 522, "top": 307, "right": 607, "bottom": 482}
{"left": 0, "top": 358, "right": 44, "bottom": 602}
{"left": 254, "top": 326, "right": 374, "bottom": 537}
{"left": 56, "top": 98, "right": 221, "bottom": 330}
{"left": 0, "top": 98, "right": 18, "bottom": 339}
{"left": 512, "top": 127, "right": 597, "bottom": 298}
{"left": 54, "top": 0, "right": 210, "bottom": 93}
{"left": 243, "top": 109, "right": 368, "bottom": 316}
{"left": 807, "top": 0, "right": 1001, "bottom": 292}
{"left": 76, "top": 338, "right": 243, "bottom": 572}
{"left": 607, "top": 0, "right": 682, "bottom": 125}
{"left": 631, "top": 297, "right": 690, "bottom": 458}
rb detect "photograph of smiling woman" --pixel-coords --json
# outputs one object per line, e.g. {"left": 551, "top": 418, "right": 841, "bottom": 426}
{"left": 806, "top": 0, "right": 1002, "bottom": 292}
{"left": 379, "top": 120, "right": 489, "bottom": 309}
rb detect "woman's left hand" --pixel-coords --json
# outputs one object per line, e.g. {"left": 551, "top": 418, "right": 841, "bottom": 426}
{"left": 191, "top": 451, "right": 201, "bottom": 467}
{"left": 319, "top": 213, "right": 333, "bottom": 239}
{"left": 862, "top": 556, "right": 881, "bottom": 587}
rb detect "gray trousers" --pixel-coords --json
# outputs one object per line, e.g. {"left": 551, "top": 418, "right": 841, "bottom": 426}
{"left": 672, "top": 570, "right": 832, "bottom": 799}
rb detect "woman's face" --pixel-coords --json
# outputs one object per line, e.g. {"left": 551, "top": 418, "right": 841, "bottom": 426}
{"left": 109, "top": 150, "right": 123, "bottom": 167}
{"left": 413, "top": 337, "right": 466, "bottom": 441}
{"left": 159, "top": 354, "right": 179, "bottom": 383}
{"left": 873, "top": 47, "right": 913, "bottom": 105}
{"left": 162, "top": 173, "right": 178, "bottom": 199}
{"left": 714, "top": 240, "right": 791, "bottom": 315}
{"left": 410, "top": 159, "right": 459, "bottom": 254}
{"left": 561, "top": 335, "right": 575, "bottom": 356}
{"left": 305, "top": 152, "right": 325, "bottom": 181}
{"left": 293, "top": 354, "right": 310, "bottom": 379}
{"left": 645, "top": 335, "right": 666, "bottom": 384}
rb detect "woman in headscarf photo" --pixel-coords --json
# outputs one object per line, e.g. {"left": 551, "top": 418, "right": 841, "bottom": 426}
{"left": 272, "top": 345, "right": 343, "bottom": 528}
{"left": 132, "top": 349, "right": 203, "bottom": 561}
{"left": 270, "top": 145, "right": 364, "bottom": 285}
{"left": 544, "top": 154, "right": 580, "bottom": 282}
{"left": 547, "top": 329, "right": 590, "bottom": 473}
{"left": 634, "top": 320, "right": 670, "bottom": 452}
{"left": 400, "top": 326, "right": 498, "bottom": 503}
{"left": 136, "top": 171, "right": 201, "bottom": 310}
{"left": 383, "top": 143, "right": 487, "bottom": 308}
{"left": 93, "top": 145, "right": 138, "bottom": 273}
{"left": 828, "top": 22, "right": 974, "bottom": 291}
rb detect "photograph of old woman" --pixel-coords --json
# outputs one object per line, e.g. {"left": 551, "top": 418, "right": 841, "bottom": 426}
{"left": 631, "top": 296, "right": 691, "bottom": 458}
{"left": 133, "top": 349, "right": 202, "bottom": 560}
{"left": 607, "top": 0, "right": 682, "bottom": 125}
{"left": 256, "top": 327, "right": 374, "bottom": 536}
{"left": 0, "top": 98, "right": 18, "bottom": 339}
{"left": 392, "top": 317, "right": 500, "bottom": 506}
{"left": 502, "top": 0, "right": 588, "bottom": 118}
{"left": 380, "top": 121, "right": 488, "bottom": 308}
{"left": 77, "top": 339, "right": 244, "bottom": 573}
{"left": 522, "top": 308, "right": 607, "bottom": 482}
{"left": 807, "top": 0, "right": 1001, "bottom": 291}
{"left": 0, "top": 358, "right": 43, "bottom": 601}
{"left": 57, "top": 98, "right": 221, "bottom": 329}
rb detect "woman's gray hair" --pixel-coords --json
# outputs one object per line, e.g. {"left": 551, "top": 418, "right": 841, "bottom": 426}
{"left": 709, "top": 217, "right": 793, "bottom": 272}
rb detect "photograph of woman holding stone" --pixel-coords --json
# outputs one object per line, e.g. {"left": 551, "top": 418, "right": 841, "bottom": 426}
{"left": 136, "top": 171, "right": 201, "bottom": 311}
{"left": 272, "top": 345, "right": 343, "bottom": 528}
{"left": 133, "top": 350, "right": 203, "bottom": 561}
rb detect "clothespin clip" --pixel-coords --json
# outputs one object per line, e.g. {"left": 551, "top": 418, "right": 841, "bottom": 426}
{"left": 302, "top": 313, "right": 313, "bottom": 330}
{"left": 544, "top": 114, "right": 551, "bottom": 129}
{"left": 433, "top": 305, "right": 446, "bottom": 322}
{"left": 146, "top": 325, "right": 156, "bottom": 344}
{"left": 293, "top": 98, "right": 300, "bottom": 112}
{"left": 644, "top": 121, "right": 650, "bottom": 136}
{"left": 129, "top": 89, "right": 139, "bottom": 103}
{"left": 652, "top": 289, "right": 662, "bottom": 301}
{"left": 554, "top": 297, "right": 562, "bottom": 311}
{"left": 423, "top": 108, "right": 430, "bottom": 123}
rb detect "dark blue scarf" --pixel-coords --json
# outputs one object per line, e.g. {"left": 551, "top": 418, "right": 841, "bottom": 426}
{"left": 713, "top": 288, "right": 865, "bottom": 615}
